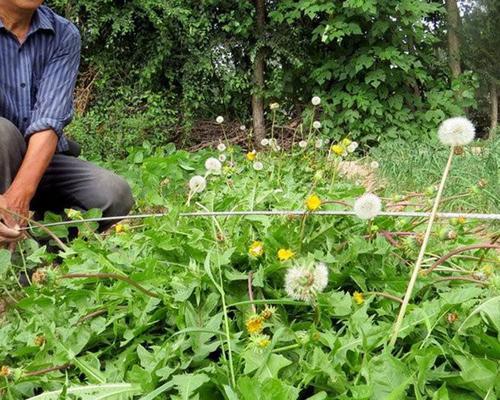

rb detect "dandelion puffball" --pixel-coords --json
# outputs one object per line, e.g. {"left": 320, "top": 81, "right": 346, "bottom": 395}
{"left": 261, "top": 138, "right": 269, "bottom": 147}
{"left": 270, "top": 103, "right": 280, "bottom": 110}
{"left": 370, "top": 161, "right": 379, "bottom": 169}
{"left": 205, "top": 157, "right": 222, "bottom": 174}
{"left": 437, "top": 117, "right": 475, "bottom": 146}
{"left": 354, "top": 193, "right": 382, "bottom": 220}
{"left": 313, "top": 121, "right": 322, "bottom": 129}
{"left": 285, "top": 262, "right": 328, "bottom": 302}
{"left": 311, "top": 96, "right": 321, "bottom": 106}
{"left": 299, "top": 140, "right": 308, "bottom": 148}
{"left": 189, "top": 175, "right": 206, "bottom": 193}
{"left": 315, "top": 139, "right": 323, "bottom": 149}
{"left": 240, "top": 125, "right": 246, "bottom": 131}
{"left": 219, "top": 154, "right": 227, "bottom": 162}
{"left": 217, "top": 143, "right": 226, "bottom": 152}
{"left": 216, "top": 116, "right": 224, "bottom": 124}
{"left": 253, "top": 161, "right": 264, "bottom": 171}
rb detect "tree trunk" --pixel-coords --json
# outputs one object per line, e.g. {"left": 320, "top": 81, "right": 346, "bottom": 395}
{"left": 490, "top": 80, "right": 498, "bottom": 138}
{"left": 446, "top": 0, "right": 462, "bottom": 78}
{"left": 252, "top": 0, "right": 266, "bottom": 144}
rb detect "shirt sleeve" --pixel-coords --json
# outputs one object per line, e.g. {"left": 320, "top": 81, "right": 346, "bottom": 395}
{"left": 25, "top": 24, "right": 81, "bottom": 139}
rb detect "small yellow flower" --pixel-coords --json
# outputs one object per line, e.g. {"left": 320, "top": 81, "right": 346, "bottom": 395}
{"left": 481, "top": 265, "right": 494, "bottom": 276}
{"left": 115, "top": 223, "right": 126, "bottom": 233}
{"left": 246, "top": 315, "right": 264, "bottom": 335}
{"left": 0, "top": 365, "right": 11, "bottom": 377}
{"left": 457, "top": 216, "right": 466, "bottom": 225}
{"left": 260, "top": 305, "right": 277, "bottom": 320}
{"left": 246, "top": 151, "right": 257, "bottom": 161}
{"left": 330, "top": 144, "right": 345, "bottom": 156}
{"left": 249, "top": 241, "right": 264, "bottom": 257}
{"left": 278, "top": 248, "right": 295, "bottom": 261}
{"left": 353, "top": 291, "right": 364, "bottom": 305}
{"left": 256, "top": 335, "right": 271, "bottom": 348}
{"left": 341, "top": 138, "right": 352, "bottom": 146}
{"left": 305, "top": 194, "right": 322, "bottom": 211}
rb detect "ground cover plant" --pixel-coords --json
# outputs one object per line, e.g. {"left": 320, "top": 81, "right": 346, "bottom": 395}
{"left": 0, "top": 106, "right": 499, "bottom": 399}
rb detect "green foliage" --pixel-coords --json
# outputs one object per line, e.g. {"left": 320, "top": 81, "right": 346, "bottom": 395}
{"left": 1, "top": 137, "right": 498, "bottom": 398}
{"left": 43, "top": 0, "right": 481, "bottom": 158}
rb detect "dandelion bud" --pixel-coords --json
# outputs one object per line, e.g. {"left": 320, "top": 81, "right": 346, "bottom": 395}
{"left": 205, "top": 157, "right": 222, "bottom": 174}
{"left": 216, "top": 116, "right": 224, "bottom": 124}
{"left": 0, "top": 366, "right": 11, "bottom": 377}
{"left": 34, "top": 335, "right": 46, "bottom": 347}
{"left": 32, "top": 269, "right": 47, "bottom": 285}
{"left": 446, "top": 312, "right": 458, "bottom": 324}
{"left": 353, "top": 193, "right": 382, "bottom": 220}
{"left": 311, "top": 96, "right": 321, "bottom": 106}
{"left": 189, "top": 175, "right": 207, "bottom": 193}
{"left": 270, "top": 103, "right": 280, "bottom": 110}
{"left": 438, "top": 117, "right": 475, "bottom": 147}
{"left": 470, "top": 146, "right": 482, "bottom": 156}
{"left": 313, "top": 121, "right": 322, "bottom": 129}
{"left": 353, "top": 291, "right": 364, "bottom": 305}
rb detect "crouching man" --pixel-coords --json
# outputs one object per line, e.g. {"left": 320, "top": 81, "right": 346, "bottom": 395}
{"left": 0, "top": 0, "right": 134, "bottom": 246}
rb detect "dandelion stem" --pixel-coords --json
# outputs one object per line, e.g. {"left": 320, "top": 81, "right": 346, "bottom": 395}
{"left": 272, "top": 343, "right": 301, "bottom": 353}
{"left": 389, "top": 147, "right": 455, "bottom": 348}
{"left": 248, "top": 272, "right": 257, "bottom": 314}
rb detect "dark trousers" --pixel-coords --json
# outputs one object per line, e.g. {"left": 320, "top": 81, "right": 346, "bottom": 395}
{"left": 0, "top": 117, "right": 134, "bottom": 230}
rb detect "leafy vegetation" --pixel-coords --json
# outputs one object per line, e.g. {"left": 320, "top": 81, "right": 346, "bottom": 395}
{"left": 1, "top": 122, "right": 498, "bottom": 398}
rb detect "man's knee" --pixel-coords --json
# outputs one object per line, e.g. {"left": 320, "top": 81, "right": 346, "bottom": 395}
{"left": 94, "top": 171, "right": 134, "bottom": 218}
{"left": 0, "top": 118, "right": 25, "bottom": 152}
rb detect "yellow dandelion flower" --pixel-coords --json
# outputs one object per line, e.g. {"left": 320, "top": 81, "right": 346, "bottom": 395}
{"left": 115, "top": 223, "right": 126, "bottom": 234}
{"left": 353, "top": 291, "right": 364, "bottom": 305}
{"left": 341, "top": 138, "right": 352, "bottom": 146}
{"left": 457, "top": 216, "right": 466, "bottom": 225}
{"left": 305, "top": 194, "right": 322, "bottom": 211}
{"left": 330, "top": 144, "right": 345, "bottom": 156}
{"left": 249, "top": 241, "right": 264, "bottom": 257}
{"left": 34, "top": 335, "right": 46, "bottom": 347}
{"left": 481, "top": 265, "right": 494, "bottom": 276}
{"left": 256, "top": 336, "right": 271, "bottom": 348}
{"left": 278, "top": 248, "right": 295, "bottom": 261}
{"left": 246, "top": 315, "right": 264, "bottom": 335}
{"left": 246, "top": 151, "right": 257, "bottom": 161}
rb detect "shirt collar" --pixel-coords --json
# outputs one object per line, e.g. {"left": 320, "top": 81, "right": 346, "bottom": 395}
{"left": 29, "top": 7, "right": 55, "bottom": 34}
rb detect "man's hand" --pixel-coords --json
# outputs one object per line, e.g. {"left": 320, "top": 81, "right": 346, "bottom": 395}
{"left": 0, "top": 195, "right": 22, "bottom": 246}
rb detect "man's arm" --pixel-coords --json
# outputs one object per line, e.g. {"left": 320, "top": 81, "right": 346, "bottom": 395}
{"left": 1, "top": 130, "right": 58, "bottom": 226}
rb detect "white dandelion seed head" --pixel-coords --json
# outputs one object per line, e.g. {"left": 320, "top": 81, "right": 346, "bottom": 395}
{"left": 347, "top": 142, "right": 359, "bottom": 153}
{"left": 437, "top": 117, "right": 475, "bottom": 146}
{"left": 216, "top": 116, "right": 224, "bottom": 124}
{"left": 354, "top": 193, "right": 382, "bottom": 220}
{"left": 311, "top": 96, "right": 321, "bottom": 106}
{"left": 315, "top": 139, "right": 324, "bottom": 149}
{"left": 313, "top": 121, "right": 322, "bottom": 129}
{"left": 261, "top": 138, "right": 269, "bottom": 147}
{"left": 370, "top": 161, "right": 379, "bottom": 169}
{"left": 218, "top": 154, "right": 227, "bottom": 162}
{"left": 217, "top": 143, "right": 226, "bottom": 152}
{"left": 205, "top": 157, "right": 222, "bottom": 174}
{"left": 284, "top": 262, "right": 329, "bottom": 302}
{"left": 299, "top": 140, "right": 308, "bottom": 148}
{"left": 253, "top": 161, "right": 264, "bottom": 171}
{"left": 240, "top": 125, "right": 246, "bottom": 131}
{"left": 189, "top": 175, "right": 206, "bottom": 193}
{"left": 269, "top": 138, "right": 278, "bottom": 147}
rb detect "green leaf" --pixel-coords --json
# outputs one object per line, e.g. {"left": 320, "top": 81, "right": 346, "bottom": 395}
{"left": 171, "top": 373, "right": 210, "bottom": 400}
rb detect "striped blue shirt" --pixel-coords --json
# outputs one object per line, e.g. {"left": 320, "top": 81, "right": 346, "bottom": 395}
{"left": 0, "top": 5, "right": 80, "bottom": 152}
